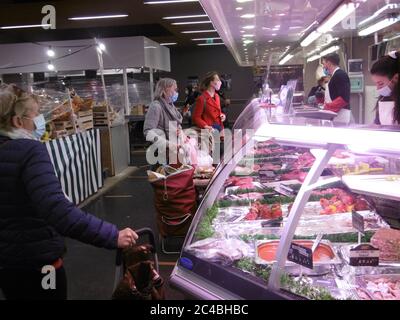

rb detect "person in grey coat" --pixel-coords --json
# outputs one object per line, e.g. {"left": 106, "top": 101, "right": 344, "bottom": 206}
{"left": 144, "top": 78, "right": 183, "bottom": 165}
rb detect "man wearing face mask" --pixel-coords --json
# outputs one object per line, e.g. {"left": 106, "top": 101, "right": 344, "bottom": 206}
{"left": 192, "top": 71, "right": 226, "bottom": 132}
{"left": 144, "top": 78, "right": 184, "bottom": 165}
{"left": 321, "top": 53, "right": 351, "bottom": 124}
{"left": 370, "top": 51, "right": 400, "bottom": 125}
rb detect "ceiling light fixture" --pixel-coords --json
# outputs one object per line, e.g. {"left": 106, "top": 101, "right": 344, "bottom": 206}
{"left": 300, "top": 30, "right": 322, "bottom": 47}
{"left": 279, "top": 54, "right": 293, "bottom": 65}
{"left": 243, "top": 39, "right": 254, "bottom": 44}
{"left": 1, "top": 24, "right": 51, "bottom": 29}
{"left": 319, "top": 45, "right": 340, "bottom": 56}
{"left": 197, "top": 43, "right": 225, "bottom": 46}
{"left": 47, "top": 47, "right": 55, "bottom": 57}
{"left": 97, "top": 42, "right": 106, "bottom": 53}
{"left": 182, "top": 29, "right": 217, "bottom": 33}
{"left": 237, "top": 0, "right": 254, "bottom": 3}
{"left": 47, "top": 61, "right": 55, "bottom": 71}
{"left": 358, "top": 16, "right": 399, "bottom": 36}
{"left": 241, "top": 14, "right": 256, "bottom": 19}
{"left": 358, "top": 3, "right": 399, "bottom": 27}
{"left": 68, "top": 14, "right": 128, "bottom": 20}
{"left": 242, "top": 25, "right": 255, "bottom": 29}
{"left": 172, "top": 21, "right": 212, "bottom": 25}
{"left": 242, "top": 34, "right": 255, "bottom": 37}
{"left": 145, "top": 0, "right": 198, "bottom": 4}
{"left": 236, "top": 7, "right": 243, "bottom": 11}
{"left": 160, "top": 42, "right": 177, "bottom": 46}
{"left": 306, "top": 54, "right": 321, "bottom": 62}
{"left": 163, "top": 14, "right": 208, "bottom": 19}
{"left": 191, "top": 37, "right": 221, "bottom": 41}
{"left": 317, "top": 2, "right": 359, "bottom": 34}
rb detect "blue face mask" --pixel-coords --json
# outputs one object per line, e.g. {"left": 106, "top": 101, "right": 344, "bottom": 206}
{"left": 171, "top": 92, "right": 179, "bottom": 103}
{"left": 32, "top": 114, "right": 46, "bottom": 139}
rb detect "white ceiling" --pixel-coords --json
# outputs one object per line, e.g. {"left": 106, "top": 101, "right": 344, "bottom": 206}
{"left": 200, "top": 0, "right": 400, "bottom": 66}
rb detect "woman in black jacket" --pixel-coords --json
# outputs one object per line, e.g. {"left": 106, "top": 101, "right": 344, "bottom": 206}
{"left": 0, "top": 84, "right": 138, "bottom": 300}
{"left": 370, "top": 51, "right": 400, "bottom": 125}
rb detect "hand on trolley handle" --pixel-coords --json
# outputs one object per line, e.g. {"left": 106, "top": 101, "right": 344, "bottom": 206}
{"left": 117, "top": 228, "right": 139, "bottom": 248}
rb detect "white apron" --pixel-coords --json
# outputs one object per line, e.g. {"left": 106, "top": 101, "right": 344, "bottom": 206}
{"left": 325, "top": 69, "right": 351, "bottom": 125}
{"left": 378, "top": 101, "right": 396, "bottom": 125}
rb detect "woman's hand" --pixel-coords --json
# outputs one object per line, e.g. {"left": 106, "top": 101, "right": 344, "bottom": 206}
{"left": 204, "top": 125, "right": 213, "bottom": 131}
{"left": 117, "top": 228, "right": 139, "bottom": 248}
{"left": 220, "top": 114, "right": 226, "bottom": 122}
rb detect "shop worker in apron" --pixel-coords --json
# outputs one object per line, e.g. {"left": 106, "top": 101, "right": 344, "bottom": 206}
{"left": 321, "top": 53, "right": 352, "bottom": 125}
{"left": 370, "top": 50, "right": 399, "bottom": 125}
{"left": 0, "top": 84, "right": 138, "bottom": 300}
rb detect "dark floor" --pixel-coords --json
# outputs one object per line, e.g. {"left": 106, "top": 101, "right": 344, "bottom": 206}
{"left": 63, "top": 151, "right": 186, "bottom": 300}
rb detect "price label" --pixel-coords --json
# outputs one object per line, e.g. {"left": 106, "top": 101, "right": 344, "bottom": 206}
{"left": 349, "top": 244, "right": 379, "bottom": 266}
{"left": 287, "top": 242, "right": 313, "bottom": 270}
{"left": 352, "top": 211, "right": 365, "bottom": 233}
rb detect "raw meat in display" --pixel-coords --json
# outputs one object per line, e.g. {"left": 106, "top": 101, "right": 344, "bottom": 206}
{"left": 282, "top": 170, "right": 308, "bottom": 182}
{"left": 244, "top": 202, "right": 282, "bottom": 221}
{"left": 371, "top": 229, "right": 400, "bottom": 261}
{"left": 362, "top": 277, "right": 400, "bottom": 300}
{"left": 292, "top": 152, "right": 315, "bottom": 169}
{"left": 225, "top": 176, "right": 254, "bottom": 189}
{"left": 186, "top": 238, "right": 252, "bottom": 265}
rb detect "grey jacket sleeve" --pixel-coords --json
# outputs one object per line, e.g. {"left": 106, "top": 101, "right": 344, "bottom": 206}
{"left": 143, "top": 101, "right": 169, "bottom": 147}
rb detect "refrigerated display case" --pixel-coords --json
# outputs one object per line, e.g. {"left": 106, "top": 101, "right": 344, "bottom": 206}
{"left": 170, "top": 98, "right": 400, "bottom": 300}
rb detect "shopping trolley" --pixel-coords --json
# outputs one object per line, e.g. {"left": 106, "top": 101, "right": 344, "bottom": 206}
{"left": 112, "top": 228, "right": 162, "bottom": 300}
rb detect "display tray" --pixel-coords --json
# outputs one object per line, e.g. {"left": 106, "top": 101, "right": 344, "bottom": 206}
{"left": 355, "top": 274, "right": 400, "bottom": 300}
{"left": 294, "top": 110, "right": 337, "bottom": 120}
{"left": 254, "top": 240, "right": 341, "bottom": 276}
{"left": 343, "top": 175, "right": 400, "bottom": 201}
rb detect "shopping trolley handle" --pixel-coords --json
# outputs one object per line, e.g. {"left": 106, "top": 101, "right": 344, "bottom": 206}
{"left": 115, "top": 227, "right": 157, "bottom": 266}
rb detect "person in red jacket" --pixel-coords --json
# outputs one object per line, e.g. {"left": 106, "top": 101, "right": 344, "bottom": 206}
{"left": 192, "top": 71, "right": 226, "bottom": 132}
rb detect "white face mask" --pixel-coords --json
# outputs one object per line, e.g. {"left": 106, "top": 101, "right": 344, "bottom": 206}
{"left": 378, "top": 84, "right": 393, "bottom": 97}
{"left": 213, "top": 80, "right": 222, "bottom": 91}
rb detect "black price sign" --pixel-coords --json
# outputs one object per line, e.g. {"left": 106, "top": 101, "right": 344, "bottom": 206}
{"left": 352, "top": 211, "right": 365, "bottom": 233}
{"left": 287, "top": 242, "right": 314, "bottom": 270}
{"left": 349, "top": 244, "right": 379, "bottom": 266}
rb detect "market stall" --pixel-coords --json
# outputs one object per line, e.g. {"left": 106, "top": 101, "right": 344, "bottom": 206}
{"left": 45, "top": 128, "right": 102, "bottom": 205}
{"left": 170, "top": 98, "right": 400, "bottom": 300}
{"left": 0, "top": 36, "right": 170, "bottom": 202}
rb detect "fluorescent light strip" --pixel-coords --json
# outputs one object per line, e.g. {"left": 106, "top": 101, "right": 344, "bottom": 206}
{"left": 307, "top": 54, "right": 321, "bottom": 62}
{"left": 68, "top": 14, "right": 128, "bottom": 20}
{"left": 160, "top": 42, "right": 177, "bottom": 45}
{"left": 1, "top": 24, "right": 51, "bottom": 29}
{"left": 163, "top": 14, "right": 208, "bottom": 19}
{"left": 242, "top": 25, "right": 255, "bottom": 29}
{"left": 300, "top": 30, "right": 322, "bottom": 47}
{"left": 172, "top": 21, "right": 212, "bottom": 25}
{"left": 182, "top": 29, "right": 217, "bottom": 33}
{"left": 358, "top": 16, "right": 399, "bottom": 36}
{"left": 191, "top": 37, "right": 221, "bottom": 41}
{"left": 317, "top": 3, "right": 358, "bottom": 34}
{"left": 237, "top": 0, "right": 254, "bottom": 3}
{"left": 319, "top": 45, "right": 340, "bottom": 57}
{"left": 241, "top": 14, "right": 256, "bottom": 19}
{"left": 358, "top": 3, "right": 399, "bottom": 27}
{"left": 145, "top": 0, "right": 198, "bottom": 4}
{"left": 279, "top": 54, "right": 294, "bottom": 65}
{"left": 197, "top": 43, "right": 225, "bottom": 46}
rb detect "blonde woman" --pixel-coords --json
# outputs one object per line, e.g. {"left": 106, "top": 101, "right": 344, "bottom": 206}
{"left": 0, "top": 84, "right": 138, "bottom": 300}
{"left": 144, "top": 78, "right": 184, "bottom": 166}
